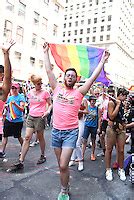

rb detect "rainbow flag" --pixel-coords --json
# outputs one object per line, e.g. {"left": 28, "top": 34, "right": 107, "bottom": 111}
{"left": 9, "top": 102, "right": 17, "bottom": 120}
{"left": 49, "top": 44, "right": 111, "bottom": 86}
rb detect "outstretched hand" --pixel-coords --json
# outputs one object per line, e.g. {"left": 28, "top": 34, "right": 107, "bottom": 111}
{"left": 101, "top": 50, "right": 110, "bottom": 63}
{"left": 0, "top": 39, "right": 16, "bottom": 54}
{"left": 43, "top": 42, "right": 49, "bottom": 53}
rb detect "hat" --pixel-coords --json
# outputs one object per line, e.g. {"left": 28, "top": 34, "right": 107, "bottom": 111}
{"left": 12, "top": 83, "right": 20, "bottom": 89}
{"left": 89, "top": 95, "right": 97, "bottom": 101}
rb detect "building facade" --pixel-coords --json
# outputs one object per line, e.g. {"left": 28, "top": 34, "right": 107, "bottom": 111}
{"left": 0, "top": 0, "right": 65, "bottom": 82}
{"left": 62, "top": 0, "right": 134, "bottom": 88}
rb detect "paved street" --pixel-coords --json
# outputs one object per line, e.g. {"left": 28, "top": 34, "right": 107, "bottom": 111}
{"left": 0, "top": 126, "right": 133, "bottom": 200}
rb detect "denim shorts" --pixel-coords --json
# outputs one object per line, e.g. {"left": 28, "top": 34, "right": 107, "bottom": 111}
{"left": 82, "top": 126, "right": 97, "bottom": 141}
{"left": 51, "top": 128, "right": 78, "bottom": 148}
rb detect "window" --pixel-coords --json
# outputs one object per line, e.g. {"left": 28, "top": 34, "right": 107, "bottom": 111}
{"left": 86, "top": 37, "right": 89, "bottom": 43}
{"left": 39, "top": 60, "right": 43, "bottom": 69}
{"left": 32, "top": 33, "right": 37, "bottom": 47}
{"left": 68, "top": 31, "right": 71, "bottom": 36}
{"left": 67, "top": 39, "right": 70, "bottom": 43}
{"left": 33, "top": 11, "right": 39, "bottom": 25}
{"left": 79, "top": 38, "right": 82, "bottom": 43}
{"left": 63, "top": 32, "right": 65, "bottom": 37}
{"left": 75, "top": 21, "right": 78, "bottom": 26}
{"left": 6, "top": 0, "right": 14, "bottom": 12}
{"left": 53, "top": 24, "right": 58, "bottom": 36}
{"left": 80, "top": 29, "right": 83, "bottom": 34}
{"left": 64, "top": 23, "right": 66, "bottom": 28}
{"left": 94, "top": 18, "right": 97, "bottom": 23}
{"left": 108, "top": 15, "right": 112, "bottom": 21}
{"left": 30, "top": 57, "right": 35, "bottom": 66}
{"left": 93, "top": 27, "right": 96, "bottom": 33}
{"left": 15, "top": 51, "right": 21, "bottom": 60}
{"left": 109, "top": 0, "right": 113, "bottom": 2}
{"left": 81, "top": 20, "right": 84, "bottom": 25}
{"left": 69, "top": 22, "right": 72, "bottom": 27}
{"left": 101, "top": 26, "right": 104, "bottom": 31}
{"left": 18, "top": 1, "right": 26, "bottom": 18}
{"left": 64, "top": 15, "right": 67, "bottom": 20}
{"left": 95, "top": 0, "right": 99, "bottom": 5}
{"left": 100, "top": 35, "right": 103, "bottom": 41}
{"left": 106, "top": 35, "right": 110, "bottom": 40}
{"left": 107, "top": 25, "right": 111, "bottom": 31}
{"left": 74, "top": 30, "right": 77, "bottom": 35}
{"left": 88, "top": 19, "right": 91, "bottom": 24}
{"left": 74, "top": 39, "right": 77, "bottom": 43}
{"left": 87, "top": 28, "right": 90, "bottom": 33}
{"left": 42, "top": 17, "right": 48, "bottom": 31}
{"left": 3, "top": 20, "right": 12, "bottom": 39}
{"left": 16, "top": 26, "right": 24, "bottom": 43}
{"left": 92, "top": 36, "right": 96, "bottom": 42}
{"left": 55, "top": 3, "right": 60, "bottom": 13}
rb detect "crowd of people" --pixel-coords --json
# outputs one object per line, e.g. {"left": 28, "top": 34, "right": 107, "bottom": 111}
{"left": 0, "top": 41, "right": 134, "bottom": 200}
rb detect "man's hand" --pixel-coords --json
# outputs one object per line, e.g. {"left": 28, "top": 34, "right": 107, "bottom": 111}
{"left": 0, "top": 39, "right": 16, "bottom": 54}
{"left": 101, "top": 50, "right": 110, "bottom": 64}
{"left": 43, "top": 42, "right": 49, "bottom": 54}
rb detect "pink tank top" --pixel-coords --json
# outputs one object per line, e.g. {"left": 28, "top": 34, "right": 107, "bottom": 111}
{"left": 53, "top": 84, "right": 83, "bottom": 130}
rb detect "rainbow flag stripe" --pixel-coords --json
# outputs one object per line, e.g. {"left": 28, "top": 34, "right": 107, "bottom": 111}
{"left": 49, "top": 44, "right": 111, "bottom": 86}
{"left": 9, "top": 102, "right": 17, "bottom": 120}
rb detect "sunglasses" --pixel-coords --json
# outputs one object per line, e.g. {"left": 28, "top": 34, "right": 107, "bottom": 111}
{"left": 11, "top": 87, "right": 17, "bottom": 89}
{"left": 35, "top": 82, "right": 43, "bottom": 86}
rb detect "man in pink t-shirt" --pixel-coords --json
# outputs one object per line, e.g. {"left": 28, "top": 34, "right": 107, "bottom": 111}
{"left": 43, "top": 43, "right": 110, "bottom": 200}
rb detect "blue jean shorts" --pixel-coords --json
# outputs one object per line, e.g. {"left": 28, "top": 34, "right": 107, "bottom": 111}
{"left": 82, "top": 126, "right": 97, "bottom": 141}
{"left": 51, "top": 128, "right": 78, "bottom": 148}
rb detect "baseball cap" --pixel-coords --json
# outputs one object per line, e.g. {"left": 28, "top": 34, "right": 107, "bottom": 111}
{"left": 11, "top": 83, "right": 20, "bottom": 89}
{"left": 89, "top": 95, "right": 97, "bottom": 101}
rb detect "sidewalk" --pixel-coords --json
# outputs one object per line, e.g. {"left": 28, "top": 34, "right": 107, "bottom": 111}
{"left": 0, "top": 127, "right": 133, "bottom": 200}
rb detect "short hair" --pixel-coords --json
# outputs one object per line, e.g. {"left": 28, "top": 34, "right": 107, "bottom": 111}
{"left": 30, "top": 74, "right": 42, "bottom": 84}
{"left": 117, "top": 88, "right": 129, "bottom": 97}
{"left": 107, "top": 86, "right": 115, "bottom": 94}
{"left": 65, "top": 68, "right": 78, "bottom": 78}
{"left": 0, "top": 65, "right": 4, "bottom": 73}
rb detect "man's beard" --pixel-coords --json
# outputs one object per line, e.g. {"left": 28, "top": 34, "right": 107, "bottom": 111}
{"left": 64, "top": 80, "right": 75, "bottom": 88}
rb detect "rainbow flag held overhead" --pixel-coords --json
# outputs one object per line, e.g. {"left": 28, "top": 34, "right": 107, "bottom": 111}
{"left": 49, "top": 44, "right": 111, "bottom": 86}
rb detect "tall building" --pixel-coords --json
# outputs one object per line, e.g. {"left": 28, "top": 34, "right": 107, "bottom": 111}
{"left": 0, "top": 0, "right": 65, "bottom": 82}
{"left": 62, "top": 0, "right": 134, "bottom": 88}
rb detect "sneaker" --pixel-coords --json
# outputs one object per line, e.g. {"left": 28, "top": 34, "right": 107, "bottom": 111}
{"left": 112, "top": 162, "right": 119, "bottom": 170}
{"left": 91, "top": 154, "right": 96, "bottom": 161}
{"left": 97, "top": 152, "right": 105, "bottom": 157}
{"left": 30, "top": 141, "right": 37, "bottom": 147}
{"left": 106, "top": 169, "right": 113, "bottom": 181}
{"left": 37, "top": 155, "right": 46, "bottom": 164}
{"left": 0, "top": 152, "right": 6, "bottom": 158}
{"left": 69, "top": 160, "right": 75, "bottom": 167}
{"left": 78, "top": 161, "right": 84, "bottom": 171}
{"left": 14, "top": 160, "right": 24, "bottom": 170}
{"left": 118, "top": 168, "right": 126, "bottom": 181}
{"left": 58, "top": 192, "right": 69, "bottom": 200}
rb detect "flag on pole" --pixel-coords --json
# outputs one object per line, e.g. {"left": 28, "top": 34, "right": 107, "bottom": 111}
{"left": 49, "top": 44, "right": 111, "bottom": 86}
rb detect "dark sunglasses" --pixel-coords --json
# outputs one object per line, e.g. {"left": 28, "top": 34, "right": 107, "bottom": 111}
{"left": 11, "top": 87, "right": 17, "bottom": 89}
{"left": 35, "top": 82, "right": 43, "bottom": 86}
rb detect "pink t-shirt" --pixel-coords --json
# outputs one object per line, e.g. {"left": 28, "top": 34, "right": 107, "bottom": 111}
{"left": 53, "top": 84, "right": 83, "bottom": 130}
{"left": 28, "top": 89, "right": 50, "bottom": 117}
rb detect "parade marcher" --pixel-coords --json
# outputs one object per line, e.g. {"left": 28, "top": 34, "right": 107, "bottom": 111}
{"left": 0, "top": 83, "right": 25, "bottom": 157}
{"left": 13, "top": 75, "right": 52, "bottom": 169}
{"left": 69, "top": 97, "right": 88, "bottom": 171}
{"left": 105, "top": 88, "right": 129, "bottom": 181}
{"left": 82, "top": 95, "right": 101, "bottom": 161}
{"left": 0, "top": 40, "right": 15, "bottom": 144}
{"left": 43, "top": 42, "right": 110, "bottom": 200}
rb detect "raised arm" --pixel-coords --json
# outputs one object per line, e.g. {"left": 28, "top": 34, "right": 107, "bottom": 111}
{"left": 78, "top": 50, "right": 110, "bottom": 96}
{"left": 0, "top": 39, "right": 15, "bottom": 101}
{"left": 43, "top": 42, "right": 57, "bottom": 90}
